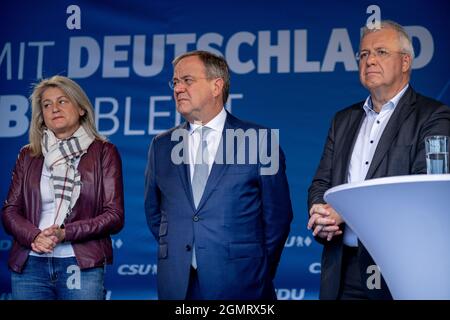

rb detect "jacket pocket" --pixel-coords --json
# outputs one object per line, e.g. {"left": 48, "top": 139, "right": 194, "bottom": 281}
{"left": 228, "top": 242, "right": 264, "bottom": 259}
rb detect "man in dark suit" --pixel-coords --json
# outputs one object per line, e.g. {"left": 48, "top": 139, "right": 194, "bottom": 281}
{"left": 145, "top": 50, "right": 293, "bottom": 300}
{"left": 307, "top": 20, "right": 450, "bottom": 299}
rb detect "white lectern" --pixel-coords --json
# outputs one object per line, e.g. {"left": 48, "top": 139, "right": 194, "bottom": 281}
{"left": 324, "top": 174, "right": 450, "bottom": 300}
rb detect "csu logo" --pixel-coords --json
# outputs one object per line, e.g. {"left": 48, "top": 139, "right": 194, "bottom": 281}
{"left": 117, "top": 264, "right": 157, "bottom": 275}
{"left": 112, "top": 238, "right": 123, "bottom": 249}
{"left": 285, "top": 235, "right": 312, "bottom": 247}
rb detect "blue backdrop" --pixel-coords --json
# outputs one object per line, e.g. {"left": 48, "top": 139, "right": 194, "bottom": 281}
{"left": 0, "top": 0, "right": 449, "bottom": 300}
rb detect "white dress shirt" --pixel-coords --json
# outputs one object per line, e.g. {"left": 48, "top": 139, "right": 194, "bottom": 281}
{"left": 29, "top": 158, "right": 79, "bottom": 258}
{"left": 343, "top": 84, "right": 409, "bottom": 247}
{"left": 188, "top": 107, "right": 227, "bottom": 181}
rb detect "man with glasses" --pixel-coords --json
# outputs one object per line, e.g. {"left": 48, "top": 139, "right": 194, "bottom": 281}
{"left": 145, "top": 50, "right": 293, "bottom": 299}
{"left": 308, "top": 20, "right": 450, "bottom": 299}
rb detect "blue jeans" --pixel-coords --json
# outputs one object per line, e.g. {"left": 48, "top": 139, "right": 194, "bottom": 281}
{"left": 11, "top": 256, "right": 105, "bottom": 300}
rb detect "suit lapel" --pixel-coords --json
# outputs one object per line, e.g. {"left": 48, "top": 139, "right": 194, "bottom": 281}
{"left": 365, "top": 87, "right": 416, "bottom": 179}
{"left": 175, "top": 122, "right": 196, "bottom": 211}
{"left": 195, "top": 113, "right": 235, "bottom": 211}
{"left": 336, "top": 106, "right": 365, "bottom": 184}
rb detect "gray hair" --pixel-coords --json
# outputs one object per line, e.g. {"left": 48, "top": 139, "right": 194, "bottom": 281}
{"left": 29, "top": 75, "right": 105, "bottom": 156}
{"left": 172, "top": 50, "right": 230, "bottom": 105}
{"left": 361, "top": 20, "right": 414, "bottom": 71}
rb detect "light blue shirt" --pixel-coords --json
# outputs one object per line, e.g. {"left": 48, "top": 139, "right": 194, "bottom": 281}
{"left": 343, "top": 84, "right": 409, "bottom": 247}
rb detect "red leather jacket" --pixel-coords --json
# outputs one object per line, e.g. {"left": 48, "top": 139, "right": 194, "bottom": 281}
{"left": 2, "top": 140, "right": 124, "bottom": 272}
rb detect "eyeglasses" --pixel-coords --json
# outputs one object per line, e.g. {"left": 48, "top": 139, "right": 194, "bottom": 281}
{"left": 168, "top": 76, "right": 210, "bottom": 90}
{"left": 356, "top": 48, "right": 407, "bottom": 62}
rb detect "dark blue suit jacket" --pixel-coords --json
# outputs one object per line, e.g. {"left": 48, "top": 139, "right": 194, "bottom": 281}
{"left": 145, "top": 112, "right": 293, "bottom": 300}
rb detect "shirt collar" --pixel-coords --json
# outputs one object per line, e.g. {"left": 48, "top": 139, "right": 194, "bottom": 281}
{"left": 189, "top": 107, "right": 227, "bottom": 135}
{"left": 363, "top": 84, "right": 409, "bottom": 115}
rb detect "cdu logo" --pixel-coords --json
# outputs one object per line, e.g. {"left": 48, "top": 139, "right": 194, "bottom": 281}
{"left": 275, "top": 288, "right": 306, "bottom": 300}
{"left": 309, "top": 262, "right": 321, "bottom": 274}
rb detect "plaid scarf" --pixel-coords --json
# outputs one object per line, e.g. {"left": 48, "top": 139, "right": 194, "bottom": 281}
{"left": 41, "top": 126, "right": 94, "bottom": 226}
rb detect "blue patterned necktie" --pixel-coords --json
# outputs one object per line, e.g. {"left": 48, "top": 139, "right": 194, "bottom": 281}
{"left": 191, "top": 126, "right": 211, "bottom": 269}
{"left": 192, "top": 126, "right": 211, "bottom": 208}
